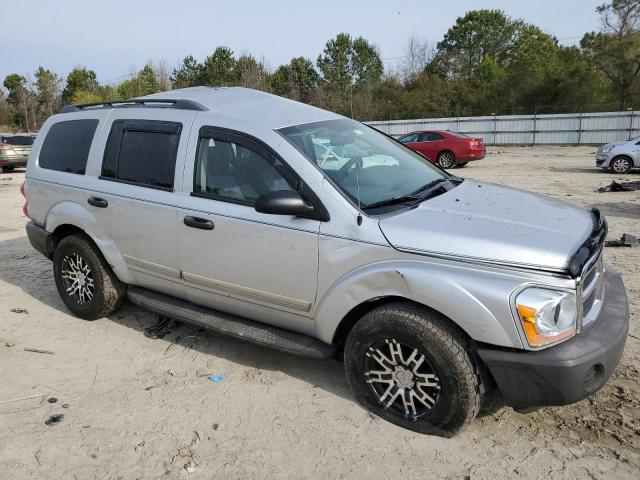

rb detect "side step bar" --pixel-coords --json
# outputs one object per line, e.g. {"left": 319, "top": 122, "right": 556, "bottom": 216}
{"left": 127, "top": 287, "right": 336, "bottom": 360}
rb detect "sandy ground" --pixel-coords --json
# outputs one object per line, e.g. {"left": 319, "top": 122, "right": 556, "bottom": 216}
{"left": 0, "top": 146, "right": 639, "bottom": 480}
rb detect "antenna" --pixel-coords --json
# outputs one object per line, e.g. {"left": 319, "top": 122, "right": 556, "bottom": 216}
{"left": 355, "top": 156, "right": 363, "bottom": 226}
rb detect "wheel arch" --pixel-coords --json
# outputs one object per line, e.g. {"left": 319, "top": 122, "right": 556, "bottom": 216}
{"left": 44, "top": 201, "right": 134, "bottom": 283}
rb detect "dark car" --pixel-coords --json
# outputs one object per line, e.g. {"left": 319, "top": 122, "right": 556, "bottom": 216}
{"left": 398, "top": 130, "right": 486, "bottom": 169}
{"left": 0, "top": 134, "right": 35, "bottom": 172}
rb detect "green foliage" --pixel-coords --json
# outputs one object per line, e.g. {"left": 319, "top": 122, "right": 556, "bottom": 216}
{"left": 62, "top": 68, "right": 99, "bottom": 104}
{"left": 200, "top": 47, "right": 237, "bottom": 86}
{"left": 116, "top": 65, "right": 160, "bottom": 99}
{"left": 271, "top": 57, "right": 318, "bottom": 102}
{"left": 171, "top": 55, "right": 203, "bottom": 88}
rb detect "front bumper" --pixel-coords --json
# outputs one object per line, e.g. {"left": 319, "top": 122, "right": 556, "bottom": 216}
{"left": 477, "top": 265, "right": 628, "bottom": 410}
{"left": 596, "top": 153, "right": 612, "bottom": 167}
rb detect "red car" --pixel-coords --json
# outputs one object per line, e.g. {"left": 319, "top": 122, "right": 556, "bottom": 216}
{"left": 398, "top": 130, "right": 486, "bottom": 169}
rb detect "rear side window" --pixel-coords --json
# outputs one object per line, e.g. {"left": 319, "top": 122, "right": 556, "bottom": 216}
{"left": 102, "top": 120, "right": 181, "bottom": 190}
{"left": 2, "top": 136, "right": 34, "bottom": 145}
{"left": 39, "top": 120, "right": 99, "bottom": 174}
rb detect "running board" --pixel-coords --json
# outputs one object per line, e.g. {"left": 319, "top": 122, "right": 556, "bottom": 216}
{"left": 127, "top": 287, "right": 335, "bottom": 360}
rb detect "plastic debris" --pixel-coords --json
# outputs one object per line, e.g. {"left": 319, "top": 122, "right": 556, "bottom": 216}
{"left": 24, "top": 348, "right": 55, "bottom": 355}
{"left": 208, "top": 374, "right": 226, "bottom": 384}
{"left": 0, "top": 394, "right": 46, "bottom": 414}
{"left": 605, "top": 233, "right": 640, "bottom": 248}
{"left": 44, "top": 414, "right": 64, "bottom": 426}
{"left": 597, "top": 180, "right": 640, "bottom": 192}
{"left": 10, "top": 308, "right": 29, "bottom": 314}
{"left": 143, "top": 317, "right": 173, "bottom": 339}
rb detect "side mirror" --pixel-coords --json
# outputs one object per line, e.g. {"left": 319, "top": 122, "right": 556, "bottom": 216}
{"left": 255, "top": 191, "right": 315, "bottom": 216}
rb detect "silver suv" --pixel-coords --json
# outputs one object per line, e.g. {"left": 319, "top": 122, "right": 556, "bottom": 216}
{"left": 24, "top": 87, "right": 629, "bottom": 436}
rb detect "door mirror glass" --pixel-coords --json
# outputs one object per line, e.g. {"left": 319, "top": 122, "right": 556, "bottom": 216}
{"left": 255, "top": 191, "right": 314, "bottom": 216}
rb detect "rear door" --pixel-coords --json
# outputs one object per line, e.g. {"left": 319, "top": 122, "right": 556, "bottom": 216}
{"left": 89, "top": 109, "right": 196, "bottom": 298}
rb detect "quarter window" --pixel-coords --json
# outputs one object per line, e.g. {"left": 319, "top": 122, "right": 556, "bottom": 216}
{"left": 102, "top": 120, "right": 181, "bottom": 190}
{"left": 39, "top": 119, "right": 98, "bottom": 174}
{"left": 193, "top": 134, "right": 295, "bottom": 205}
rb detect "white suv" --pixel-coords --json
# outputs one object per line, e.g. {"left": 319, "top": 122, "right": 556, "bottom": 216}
{"left": 23, "top": 87, "right": 629, "bottom": 436}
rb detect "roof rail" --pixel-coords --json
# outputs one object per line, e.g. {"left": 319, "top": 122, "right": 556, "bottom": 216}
{"left": 59, "top": 98, "right": 208, "bottom": 114}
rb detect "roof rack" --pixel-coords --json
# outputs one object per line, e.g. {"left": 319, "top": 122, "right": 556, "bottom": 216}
{"left": 59, "top": 98, "right": 208, "bottom": 114}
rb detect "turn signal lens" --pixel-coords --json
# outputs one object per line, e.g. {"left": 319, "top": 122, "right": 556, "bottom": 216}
{"left": 515, "top": 288, "right": 577, "bottom": 348}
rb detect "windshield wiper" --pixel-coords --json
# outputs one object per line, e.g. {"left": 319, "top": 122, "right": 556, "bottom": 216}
{"left": 362, "top": 177, "right": 460, "bottom": 211}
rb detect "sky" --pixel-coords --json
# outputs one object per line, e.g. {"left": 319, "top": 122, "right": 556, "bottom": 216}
{"left": 1, "top": 0, "right": 605, "bottom": 86}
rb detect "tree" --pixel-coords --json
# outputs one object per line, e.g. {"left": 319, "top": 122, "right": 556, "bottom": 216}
{"left": 200, "top": 47, "right": 237, "bottom": 86}
{"left": 34, "top": 67, "right": 61, "bottom": 117}
{"left": 116, "top": 64, "right": 161, "bottom": 99}
{"left": 171, "top": 55, "right": 203, "bottom": 88}
{"left": 271, "top": 57, "right": 318, "bottom": 102}
{"left": 317, "top": 33, "right": 383, "bottom": 114}
{"left": 430, "top": 10, "right": 524, "bottom": 79}
{"left": 581, "top": 0, "right": 640, "bottom": 108}
{"left": 3, "top": 74, "right": 36, "bottom": 130}
{"left": 234, "top": 54, "right": 270, "bottom": 90}
{"left": 400, "top": 36, "right": 434, "bottom": 83}
{"left": 62, "top": 67, "right": 99, "bottom": 104}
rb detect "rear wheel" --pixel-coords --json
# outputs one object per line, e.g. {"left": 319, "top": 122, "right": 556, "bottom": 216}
{"left": 53, "top": 234, "right": 125, "bottom": 320}
{"left": 437, "top": 151, "right": 456, "bottom": 169}
{"left": 610, "top": 156, "right": 633, "bottom": 174}
{"left": 344, "top": 302, "right": 480, "bottom": 436}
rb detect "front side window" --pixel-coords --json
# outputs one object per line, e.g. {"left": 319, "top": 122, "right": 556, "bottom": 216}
{"left": 39, "top": 119, "right": 98, "bottom": 174}
{"left": 102, "top": 120, "right": 181, "bottom": 190}
{"left": 398, "top": 132, "right": 419, "bottom": 144}
{"left": 193, "top": 134, "right": 295, "bottom": 205}
{"left": 278, "top": 119, "right": 449, "bottom": 209}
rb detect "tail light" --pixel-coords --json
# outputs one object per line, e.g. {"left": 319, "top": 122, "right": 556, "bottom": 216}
{"left": 0, "top": 143, "right": 12, "bottom": 150}
{"left": 20, "top": 181, "right": 29, "bottom": 218}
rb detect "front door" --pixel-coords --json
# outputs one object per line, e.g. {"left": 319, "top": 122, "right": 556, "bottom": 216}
{"left": 178, "top": 127, "right": 320, "bottom": 333}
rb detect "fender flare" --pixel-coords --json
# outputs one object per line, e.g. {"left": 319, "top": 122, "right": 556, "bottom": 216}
{"left": 45, "top": 201, "right": 135, "bottom": 283}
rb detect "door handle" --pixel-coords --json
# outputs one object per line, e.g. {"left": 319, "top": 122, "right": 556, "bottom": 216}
{"left": 183, "top": 216, "right": 215, "bottom": 230}
{"left": 88, "top": 196, "right": 108, "bottom": 208}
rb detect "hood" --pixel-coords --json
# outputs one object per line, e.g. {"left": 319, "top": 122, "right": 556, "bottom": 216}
{"left": 379, "top": 180, "right": 594, "bottom": 272}
{"left": 601, "top": 140, "right": 628, "bottom": 149}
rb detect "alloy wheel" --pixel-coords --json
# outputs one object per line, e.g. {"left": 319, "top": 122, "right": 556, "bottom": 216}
{"left": 364, "top": 338, "right": 441, "bottom": 420}
{"left": 438, "top": 153, "right": 454, "bottom": 169}
{"left": 612, "top": 157, "right": 631, "bottom": 173}
{"left": 61, "top": 253, "right": 95, "bottom": 304}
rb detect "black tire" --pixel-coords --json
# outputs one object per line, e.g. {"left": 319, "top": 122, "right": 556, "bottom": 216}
{"left": 344, "top": 302, "right": 480, "bottom": 436}
{"left": 53, "top": 234, "right": 125, "bottom": 320}
{"left": 2, "top": 166, "right": 14, "bottom": 172}
{"left": 610, "top": 156, "right": 633, "bottom": 174}
{"left": 437, "top": 151, "right": 456, "bottom": 169}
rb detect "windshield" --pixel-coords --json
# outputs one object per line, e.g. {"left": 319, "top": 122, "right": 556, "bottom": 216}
{"left": 278, "top": 119, "right": 448, "bottom": 207}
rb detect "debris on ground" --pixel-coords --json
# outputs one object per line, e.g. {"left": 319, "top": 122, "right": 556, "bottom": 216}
{"left": 23, "top": 348, "right": 55, "bottom": 355}
{"left": 47, "top": 397, "right": 58, "bottom": 404}
{"left": 0, "top": 394, "right": 46, "bottom": 414}
{"left": 5, "top": 341, "right": 15, "bottom": 347}
{"left": 605, "top": 233, "right": 640, "bottom": 248}
{"left": 184, "top": 461, "right": 198, "bottom": 474}
{"left": 44, "top": 414, "right": 64, "bottom": 426}
{"left": 597, "top": 180, "right": 640, "bottom": 192}
{"left": 208, "top": 374, "right": 226, "bottom": 384}
{"left": 10, "top": 308, "right": 28, "bottom": 314}
{"left": 143, "top": 317, "right": 173, "bottom": 339}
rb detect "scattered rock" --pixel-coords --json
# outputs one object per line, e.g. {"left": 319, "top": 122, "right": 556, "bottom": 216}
{"left": 62, "top": 403, "right": 69, "bottom": 409}
{"left": 5, "top": 341, "right": 15, "bottom": 347}
{"left": 184, "top": 461, "right": 197, "bottom": 474}
{"left": 10, "top": 308, "right": 28, "bottom": 314}
{"left": 47, "top": 397, "right": 58, "bottom": 404}
{"left": 44, "top": 414, "right": 64, "bottom": 426}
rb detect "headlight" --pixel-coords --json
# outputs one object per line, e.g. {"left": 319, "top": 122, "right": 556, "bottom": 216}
{"left": 514, "top": 288, "right": 577, "bottom": 348}
{"left": 600, "top": 145, "right": 615, "bottom": 153}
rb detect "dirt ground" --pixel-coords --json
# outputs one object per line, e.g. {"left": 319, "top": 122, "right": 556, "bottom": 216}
{"left": 1, "top": 146, "right": 639, "bottom": 480}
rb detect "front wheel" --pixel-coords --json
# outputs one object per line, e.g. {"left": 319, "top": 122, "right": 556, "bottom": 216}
{"left": 437, "top": 151, "right": 456, "bottom": 169}
{"left": 610, "top": 156, "right": 633, "bottom": 174}
{"left": 344, "top": 302, "right": 480, "bottom": 436}
{"left": 53, "top": 234, "right": 125, "bottom": 320}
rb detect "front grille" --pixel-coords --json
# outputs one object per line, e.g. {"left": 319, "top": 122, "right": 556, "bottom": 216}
{"left": 580, "top": 251, "right": 604, "bottom": 329}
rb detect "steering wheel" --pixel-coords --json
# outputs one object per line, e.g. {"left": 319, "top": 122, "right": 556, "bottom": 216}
{"left": 335, "top": 156, "right": 362, "bottom": 182}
